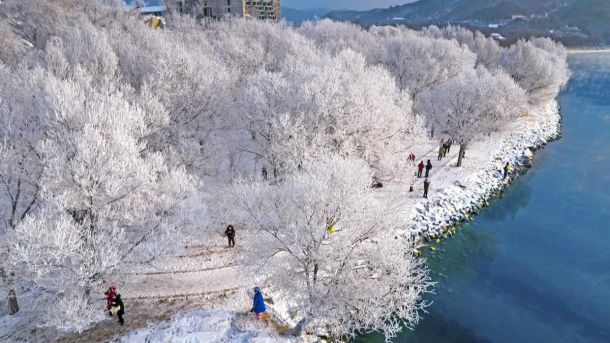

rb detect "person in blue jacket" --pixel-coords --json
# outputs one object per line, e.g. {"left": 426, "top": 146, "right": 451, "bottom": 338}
{"left": 251, "top": 287, "right": 266, "bottom": 318}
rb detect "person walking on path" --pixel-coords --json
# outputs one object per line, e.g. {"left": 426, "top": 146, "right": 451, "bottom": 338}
{"left": 104, "top": 286, "right": 116, "bottom": 315}
{"left": 251, "top": 287, "right": 266, "bottom": 319}
{"left": 425, "top": 160, "right": 432, "bottom": 178}
{"left": 111, "top": 293, "right": 125, "bottom": 326}
{"left": 261, "top": 166, "right": 268, "bottom": 180}
{"left": 423, "top": 178, "right": 431, "bottom": 198}
{"left": 417, "top": 161, "right": 425, "bottom": 178}
{"left": 503, "top": 162, "right": 511, "bottom": 179}
{"left": 225, "top": 225, "right": 236, "bottom": 248}
{"left": 446, "top": 139, "right": 452, "bottom": 154}
{"left": 438, "top": 145, "right": 446, "bottom": 161}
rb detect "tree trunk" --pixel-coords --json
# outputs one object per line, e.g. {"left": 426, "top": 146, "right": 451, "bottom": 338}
{"left": 457, "top": 144, "right": 467, "bottom": 167}
{"left": 291, "top": 316, "right": 310, "bottom": 337}
{"left": 3, "top": 270, "right": 20, "bottom": 315}
{"left": 8, "top": 288, "right": 19, "bottom": 315}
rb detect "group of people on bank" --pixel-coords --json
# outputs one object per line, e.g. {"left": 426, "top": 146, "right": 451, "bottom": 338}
{"left": 411, "top": 139, "right": 512, "bottom": 199}
{"left": 413, "top": 142, "right": 441, "bottom": 199}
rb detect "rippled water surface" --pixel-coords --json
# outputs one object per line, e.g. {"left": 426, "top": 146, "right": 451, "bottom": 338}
{"left": 359, "top": 52, "right": 610, "bottom": 343}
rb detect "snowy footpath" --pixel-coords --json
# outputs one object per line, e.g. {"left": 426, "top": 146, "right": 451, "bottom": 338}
{"left": 1, "top": 102, "right": 560, "bottom": 343}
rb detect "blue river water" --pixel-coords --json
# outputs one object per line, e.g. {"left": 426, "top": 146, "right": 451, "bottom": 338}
{"left": 358, "top": 52, "right": 610, "bottom": 343}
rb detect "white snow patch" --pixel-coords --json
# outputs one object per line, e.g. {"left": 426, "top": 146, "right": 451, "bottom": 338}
{"left": 116, "top": 310, "right": 294, "bottom": 343}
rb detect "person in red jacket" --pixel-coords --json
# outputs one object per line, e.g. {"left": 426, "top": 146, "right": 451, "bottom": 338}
{"left": 417, "top": 161, "right": 425, "bottom": 178}
{"left": 104, "top": 286, "right": 116, "bottom": 314}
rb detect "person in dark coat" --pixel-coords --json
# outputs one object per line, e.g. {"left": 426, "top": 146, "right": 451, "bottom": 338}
{"left": 417, "top": 161, "right": 425, "bottom": 178}
{"left": 104, "top": 286, "right": 116, "bottom": 314}
{"left": 251, "top": 287, "right": 266, "bottom": 318}
{"left": 423, "top": 178, "right": 430, "bottom": 198}
{"left": 446, "top": 139, "right": 452, "bottom": 154}
{"left": 425, "top": 160, "right": 432, "bottom": 178}
{"left": 261, "top": 166, "right": 268, "bottom": 180}
{"left": 225, "top": 225, "right": 236, "bottom": 248}
{"left": 111, "top": 294, "right": 125, "bottom": 326}
{"left": 371, "top": 175, "right": 383, "bottom": 188}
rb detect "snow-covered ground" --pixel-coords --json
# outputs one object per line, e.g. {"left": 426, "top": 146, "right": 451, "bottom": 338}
{"left": 0, "top": 102, "right": 560, "bottom": 343}
{"left": 110, "top": 102, "right": 560, "bottom": 342}
{"left": 114, "top": 311, "right": 294, "bottom": 343}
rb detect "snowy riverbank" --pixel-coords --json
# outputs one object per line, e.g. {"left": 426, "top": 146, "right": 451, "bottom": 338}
{"left": 109, "top": 101, "right": 561, "bottom": 343}
{"left": 412, "top": 101, "right": 561, "bottom": 241}
{"left": 0, "top": 103, "right": 561, "bottom": 343}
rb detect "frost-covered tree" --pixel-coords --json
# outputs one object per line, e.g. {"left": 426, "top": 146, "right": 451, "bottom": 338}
{"left": 10, "top": 70, "right": 200, "bottom": 331}
{"left": 107, "top": 17, "right": 168, "bottom": 89}
{"left": 378, "top": 33, "right": 476, "bottom": 98}
{"left": 206, "top": 19, "right": 316, "bottom": 76}
{"left": 501, "top": 38, "right": 570, "bottom": 104}
{"left": 238, "top": 69, "right": 304, "bottom": 175}
{"left": 422, "top": 25, "right": 504, "bottom": 70}
{"left": 43, "top": 23, "right": 121, "bottom": 88}
{"left": 228, "top": 156, "right": 431, "bottom": 340}
{"left": 417, "top": 68, "right": 527, "bottom": 166}
{"left": 0, "top": 21, "right": 28, "bottom": 66}
{"left": 299, "top": 21, "right": 478, "bottom": 101}
{"left": 0, "top": 0, "right": 68, "bottom": 49}
{"left": 0, "top": 66, "right": 46, "bottom": 315}
{"left": 143, "top": 40, "right": 237, "bottom": 174}
{"left": 239, "top": 49, "right": 418, "bottom": 178}
{"left": 298, "top": 19, "right": 381, "bottom": 61}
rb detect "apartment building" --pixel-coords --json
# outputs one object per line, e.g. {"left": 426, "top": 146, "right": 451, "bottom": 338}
{"left": 243, "top": 0, "right": 280, "bottom": 21}
{"left": 176, "top": 0, "right": 280, "bottom": 20}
